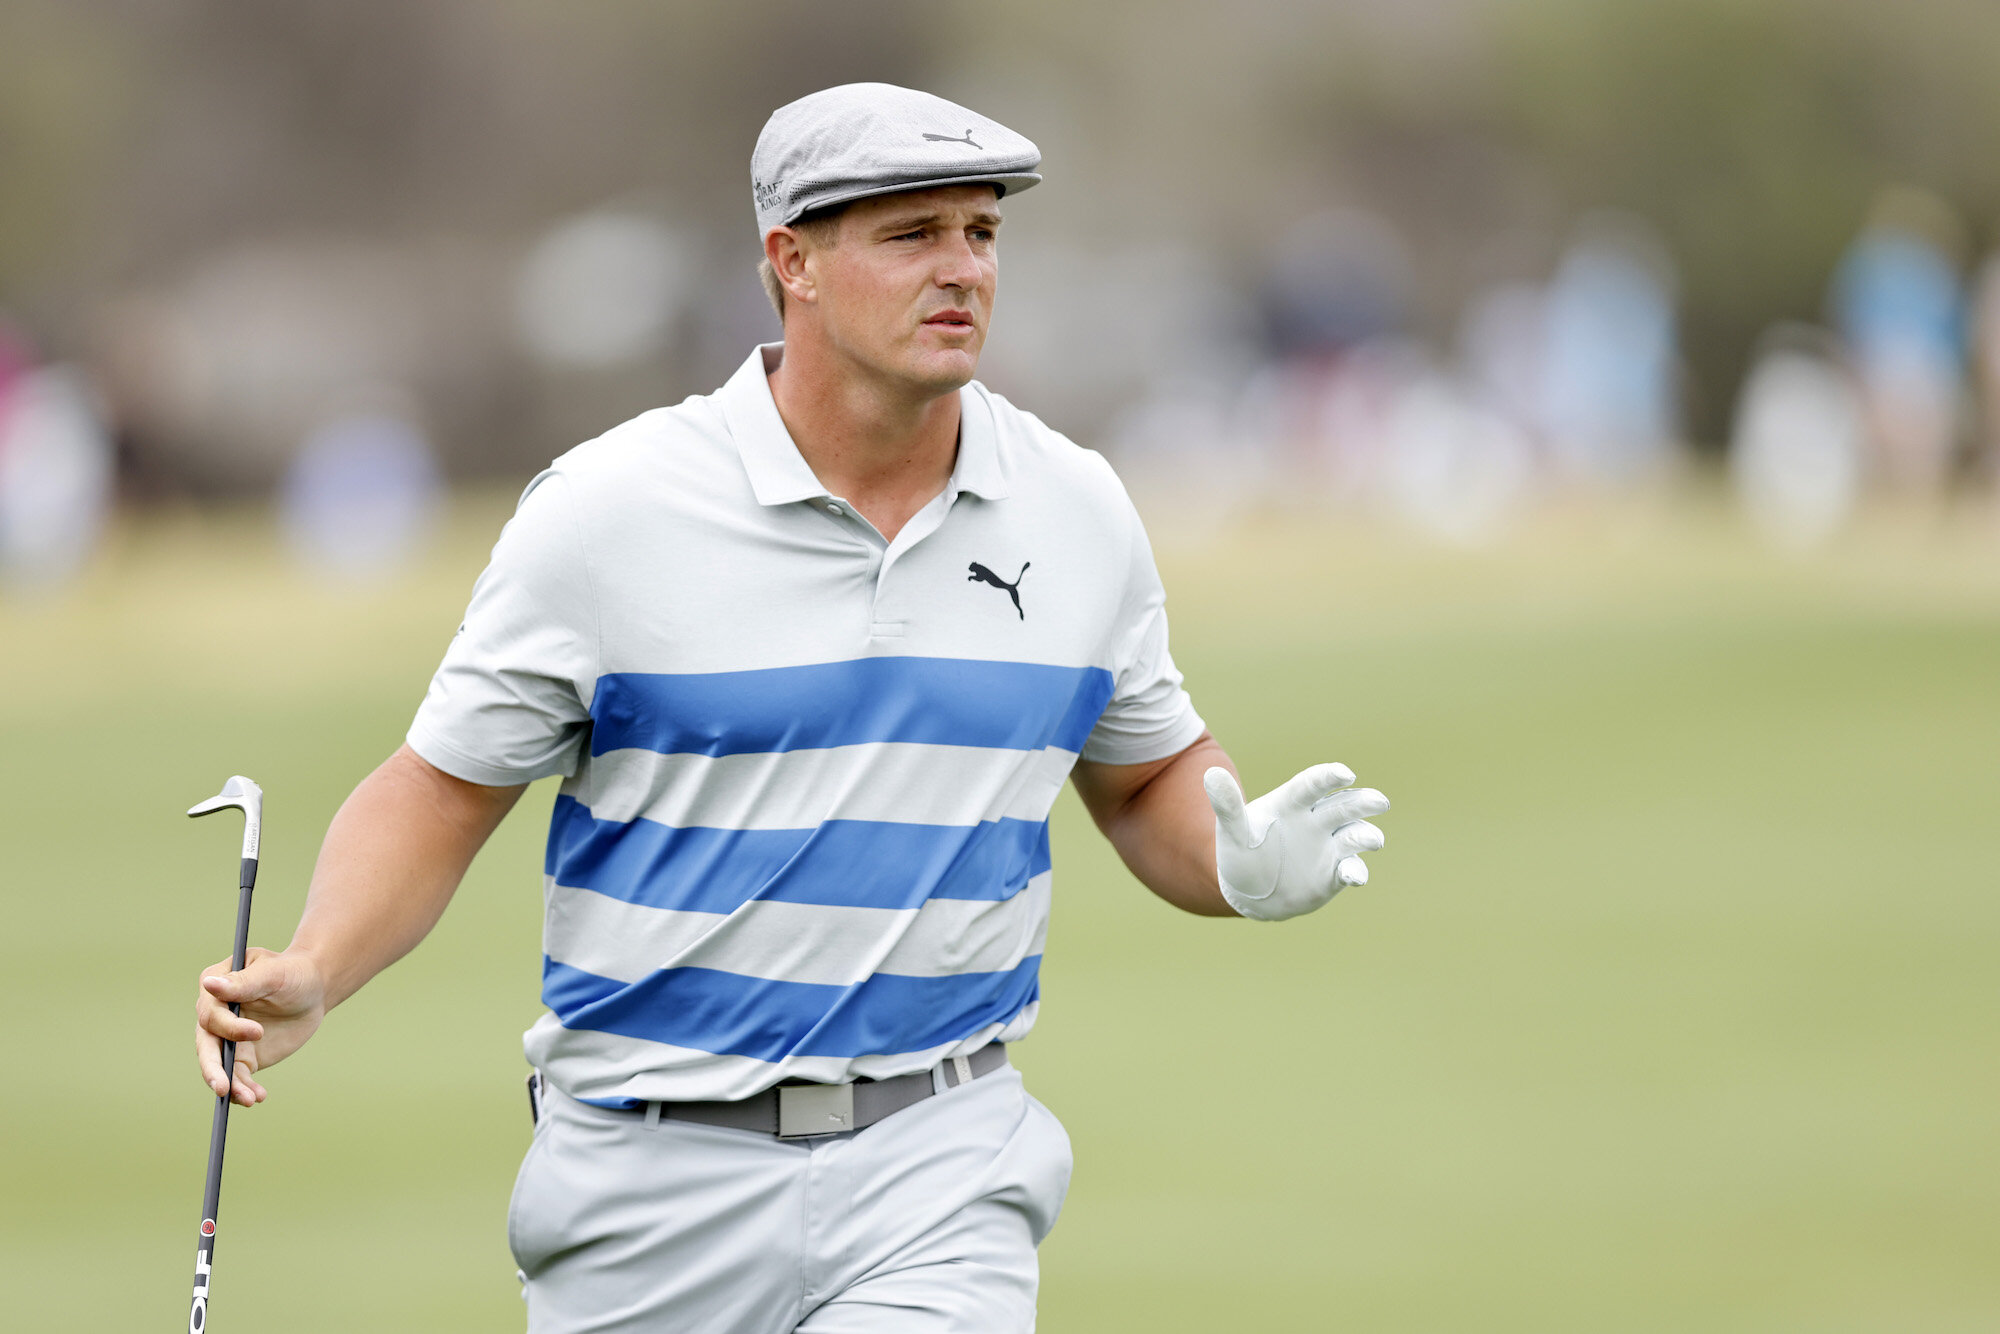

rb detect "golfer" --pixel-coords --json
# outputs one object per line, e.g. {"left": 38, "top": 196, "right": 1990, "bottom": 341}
{"left": 194, "top": 83, "right": 1390, "bottom": 1331}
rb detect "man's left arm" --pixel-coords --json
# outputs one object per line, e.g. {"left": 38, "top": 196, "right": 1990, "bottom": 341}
{"left": 1071, "top": 732, "right": 1390, "bottom": 920}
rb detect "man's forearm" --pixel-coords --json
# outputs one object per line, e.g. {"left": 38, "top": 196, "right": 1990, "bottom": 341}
{"left": 290, "top": 745, "right": 525, "bottom": 1008}
{"left": 1090, "top": 735, "right": 1239, "bottom": 917}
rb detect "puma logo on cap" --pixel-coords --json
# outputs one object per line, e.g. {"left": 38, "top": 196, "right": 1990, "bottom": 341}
{"left": 923, "top": 129, "right": 982, "bottom": 149}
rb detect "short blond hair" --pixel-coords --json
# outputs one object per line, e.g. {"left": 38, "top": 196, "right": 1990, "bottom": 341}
{"left": 758, "top": 207, "right": 846, "bottom": 318}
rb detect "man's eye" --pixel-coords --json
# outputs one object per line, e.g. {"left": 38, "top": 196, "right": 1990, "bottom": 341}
{"left": 891, "top": 229, "right": 924, "bottom": 241}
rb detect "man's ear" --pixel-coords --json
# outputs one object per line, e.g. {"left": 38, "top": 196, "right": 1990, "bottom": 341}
{"left": 765, "top": 227, "right": 817, "bottom": 308}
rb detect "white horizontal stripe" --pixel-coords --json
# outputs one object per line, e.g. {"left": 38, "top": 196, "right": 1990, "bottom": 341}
{"left": 580, "top": 741, "right": 1079, "bottom": 831}
{"left": 524, "top": 1006, "right": 1037, "bottom": 1105}
{"left": 544, "top": 871, "right": 1052, "bottom": 987}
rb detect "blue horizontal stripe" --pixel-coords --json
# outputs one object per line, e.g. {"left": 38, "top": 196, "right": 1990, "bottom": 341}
{"left": 542, "top": 955, "right": 1042, "bottom": 1064}
{"left": 589, "top": 657, "right": 1114, "bottom": 758}
{"left": 545, "top": 795, "right": 1050, "bottom": 912}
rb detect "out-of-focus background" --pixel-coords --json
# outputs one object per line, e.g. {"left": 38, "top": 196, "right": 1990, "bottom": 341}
{"left": 3, "top": 2, "right": 1996, "bottom": 1329}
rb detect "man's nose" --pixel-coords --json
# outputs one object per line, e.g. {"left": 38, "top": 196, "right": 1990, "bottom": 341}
{"left": 934, "top": 234, "right": 984, "bottom": 292}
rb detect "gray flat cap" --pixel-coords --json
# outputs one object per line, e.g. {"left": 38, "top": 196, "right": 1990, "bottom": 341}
{"left": 752, "top": 83, "right": 1041, "bottom": 234}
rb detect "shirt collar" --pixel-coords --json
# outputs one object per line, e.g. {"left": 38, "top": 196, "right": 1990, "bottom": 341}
{"left": 719, "top": 342, "right": 1011, "bottom": 508}
{"left": 951, "top": 380, "right": 1010, "bottom": 501}
{"left": 721, "top": 344, "right": 828, "bottom": 506}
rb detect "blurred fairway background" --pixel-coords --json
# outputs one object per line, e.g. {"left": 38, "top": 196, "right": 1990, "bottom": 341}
{"left": 9, "top": 3, "right": 2000, "bottom": 1329}
{"left": 3, "top": 490, "right": 1995, "bottom": 1331}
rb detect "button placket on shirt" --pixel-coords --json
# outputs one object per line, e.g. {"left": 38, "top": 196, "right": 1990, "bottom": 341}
{"left": 871, "top": 487, "right": 964, "bottom": 641}
{"left": 815, "top": 486, "right": 965, "bottom": 643}
{"left": 865, "top": 543, "right": 899, "bottom": 638}
{"left": 812, "top": 496, "right": 896, "bottom": 641}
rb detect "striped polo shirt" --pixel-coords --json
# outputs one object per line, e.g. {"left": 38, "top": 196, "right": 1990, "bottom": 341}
{"left": 408, "top": 343, "right": 1205, "bottom": 1107}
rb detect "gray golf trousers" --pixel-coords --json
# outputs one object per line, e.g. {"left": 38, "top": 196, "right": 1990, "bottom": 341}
{"left": 509, "top": 1065, "right": 1073, "bottom": 1332}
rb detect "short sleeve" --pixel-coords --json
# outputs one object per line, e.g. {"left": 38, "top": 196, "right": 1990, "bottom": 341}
{"left": 406, "top": 470, "right": 598, "bottom": 786}
{"left": 1078, "top": 480, "right": 1206, "bottom": 765}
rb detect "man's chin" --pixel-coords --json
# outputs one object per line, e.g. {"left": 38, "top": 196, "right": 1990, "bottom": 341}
{"left": 899, "top": 346, "right": 981, "bottom": 395}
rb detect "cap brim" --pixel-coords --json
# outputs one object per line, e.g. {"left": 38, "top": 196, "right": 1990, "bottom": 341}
{"left": 775, "top": 172, "right": 1042, "bottom": 229}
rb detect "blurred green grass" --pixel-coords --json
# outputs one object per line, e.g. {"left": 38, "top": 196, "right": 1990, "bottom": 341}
{"left": 3, "top": 491, "right": 1996, "bottom": 1331}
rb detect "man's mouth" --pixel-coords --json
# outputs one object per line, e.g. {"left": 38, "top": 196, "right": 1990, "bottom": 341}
{"left": 923, "top": 309, "right": 977, "bottom": 330}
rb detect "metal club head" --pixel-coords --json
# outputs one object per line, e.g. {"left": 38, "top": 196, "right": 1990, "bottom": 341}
{"left": 189, "top": 775, "right": 263, "bottom": 861}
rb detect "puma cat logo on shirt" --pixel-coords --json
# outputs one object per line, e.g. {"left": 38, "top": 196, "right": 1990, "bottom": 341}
{"left": 967, "top": 561, "right": 1028, "bottom": 619}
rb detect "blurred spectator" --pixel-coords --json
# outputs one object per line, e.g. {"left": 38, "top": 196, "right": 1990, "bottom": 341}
{"left": 280, "top": 396, "right": 443, "bottom": 580}
{"left": 1103, "top": 377, "right": 1272, "bottom": 542}
{"left": 1729, "top": 326, "right": 1865, "bottom": 551}
{"left": 1828, "top": 190, "right": 1966, "bottom": 492}
{"left": 985, "top": 237, "right": 1256, "bottom": 447}
{"left": 0, "top": 355, "right": 116, "bottom": 589}
{"left": 1379, "top": 368, "right": 1535, "bottom": 546}
{"left": 1537, "top": 214, "right": 1681, "bottom": 485}
{"left": 93, "top": 238, "right": 512, "bottom": 492}
{"left": 0, "top": 324, "right": 30, "bottom": 400}
{"left": 1203, "top": 208, "right": 1417, "bottom": 503}
{"left": 1458, "top": 281, "right": 1547, "bottom": 438}
{"left": 514, "top": 208, "right": 693, "bottom": 371}
{"left": 1289, "top": 337, "right": 1430, "bottom": 504}
{"left": 1263, "top": 208, "right": 1413, "bottom": 360}
{"left": 1968, "top": 252, "right": 2000, "bottom": 492}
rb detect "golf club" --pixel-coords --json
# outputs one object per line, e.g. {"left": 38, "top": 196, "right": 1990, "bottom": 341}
{"left": 186, "top": 775, "right": 263, "bottom": 1333}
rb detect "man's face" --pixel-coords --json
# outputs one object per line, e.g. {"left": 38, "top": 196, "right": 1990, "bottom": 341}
{"left": 802, "top": 184, "right": 1001, "bottom": 395}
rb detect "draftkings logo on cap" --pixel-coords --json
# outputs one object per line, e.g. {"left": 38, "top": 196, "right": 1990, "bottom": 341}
{"left": 751, "top": 82, "right": 1041, "bottom": 235}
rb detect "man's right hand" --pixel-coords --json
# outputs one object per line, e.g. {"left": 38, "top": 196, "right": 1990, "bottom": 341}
{"left": 186, "top": 745, "right": 526, "bottom": 1108}
{"left": 195, "top": 947, "right": 328, "bottom": 1107}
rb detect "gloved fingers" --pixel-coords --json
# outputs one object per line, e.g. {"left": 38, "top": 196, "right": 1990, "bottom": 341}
{"left": 1203, "top": 767, "right": 1252, "bottom": 844}
{"left": 1274, "top": 762, "right": 1357, "bottom": 813}
{"left": 1309, "top": 787, "right": 1390, "bottom": 834}
{"left": 1328, "top": 819, "right": 1386, "bottom": 862}
{"left": 1334, "top": 856, "right": 1370, "bottom": 888}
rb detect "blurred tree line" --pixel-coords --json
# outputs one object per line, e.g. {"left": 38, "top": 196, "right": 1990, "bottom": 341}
{"left": 3, "top": 0, "right": 1996, "bottom": 456}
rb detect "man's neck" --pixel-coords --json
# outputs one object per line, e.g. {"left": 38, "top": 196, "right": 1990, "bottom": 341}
{"left": 765, "top": 333, "right": 962, "bottom": 543}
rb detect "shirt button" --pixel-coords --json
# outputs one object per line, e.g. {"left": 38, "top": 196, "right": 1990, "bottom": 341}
{"left": 824, "top": 502, "right": 844, "bottom": 515}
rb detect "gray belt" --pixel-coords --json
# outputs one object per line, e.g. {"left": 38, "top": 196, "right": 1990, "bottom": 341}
{"left": 533, "top": 1044, "right": 1009, "bottom": 1140}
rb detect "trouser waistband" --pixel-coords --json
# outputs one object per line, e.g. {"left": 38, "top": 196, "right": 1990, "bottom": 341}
{"left": 529, "top": 1044, "right": 1009, "bottom": 1140}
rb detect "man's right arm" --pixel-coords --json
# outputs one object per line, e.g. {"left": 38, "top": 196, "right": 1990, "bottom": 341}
{"left": 193, "top": 744, "right": 525, "bottom": 1105}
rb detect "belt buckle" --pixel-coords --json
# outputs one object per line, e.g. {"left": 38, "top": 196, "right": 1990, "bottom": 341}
{"left": 777, "top": 1083, "right": 855, "bottom": 1138}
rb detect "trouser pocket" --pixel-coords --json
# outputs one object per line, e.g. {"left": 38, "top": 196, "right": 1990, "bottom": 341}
{"left": 507, "top": 1076, "right": 557, "bottom": 1271}
{"left": 1019, "top": 1092, "right": 1074, "bottom": 1243}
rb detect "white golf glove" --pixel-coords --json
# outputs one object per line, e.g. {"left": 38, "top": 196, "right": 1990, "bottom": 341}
{"left": 1204, "top": 762, "right": 1390, "bottom": 921}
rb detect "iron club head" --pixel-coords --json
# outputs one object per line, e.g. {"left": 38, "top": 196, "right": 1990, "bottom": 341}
{"left": 189, "top": 775, "right": 263, "bottom": 862}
